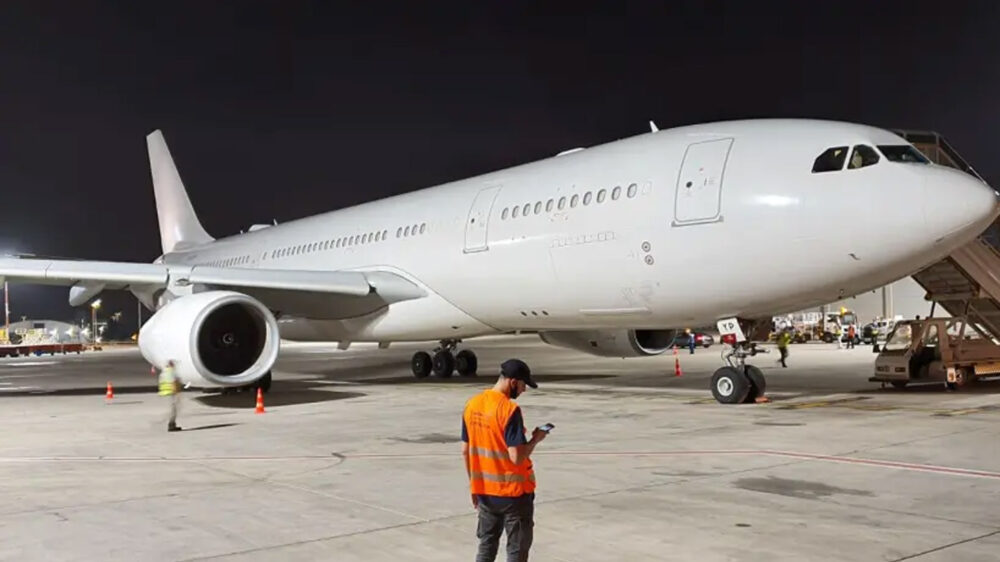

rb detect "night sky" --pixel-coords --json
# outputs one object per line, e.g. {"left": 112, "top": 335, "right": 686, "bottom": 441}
{"left": 1, "top": 2, "right": 998, "bottom": 326}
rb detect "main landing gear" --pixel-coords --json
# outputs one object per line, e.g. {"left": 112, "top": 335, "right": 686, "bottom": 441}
{"left": 411, "top": 340, "right": 478, "bottom": 379}
{"left": 219, "top": 370, "right": 272, "bottom": 395}
{"left": 711, "top": 342, "right": 768, "bottom": 404}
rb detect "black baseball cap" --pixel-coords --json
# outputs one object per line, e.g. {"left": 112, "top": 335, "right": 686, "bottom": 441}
{"left": 500, "top": 359, "right": 537, "bottom": 388}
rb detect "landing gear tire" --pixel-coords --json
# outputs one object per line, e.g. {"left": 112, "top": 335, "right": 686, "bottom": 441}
{"left": 711, "top": 367, "right": 750, "bottom": 404}
{"left": 455, "top": 349, "right": 478, "bottom": 376}
{"left": 411, "top": 351, "right": 432, "bottom": 379}
{"left": 255, "top": 371, "right": 272, "bottom": 393}
{"left": 743, "top": 365, "right": 766, "bottom": 403}
{"left": 432, "top": 350, "right": 455, "bottom": 378}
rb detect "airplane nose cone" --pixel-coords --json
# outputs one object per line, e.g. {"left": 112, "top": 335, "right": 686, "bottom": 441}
{"left": 923, "top": 168, "right": 1000, "bottom": 242}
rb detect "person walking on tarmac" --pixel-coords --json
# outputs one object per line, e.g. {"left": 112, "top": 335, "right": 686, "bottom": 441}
{"left": 686, "top": 328, "right": 696, "bottom": 354}
{"left": 777, "top": 328, "right": 792, "bottom": 368}
{"left": 462, "top": 359, "right": 548, "bottom": 562}
{"left": 158, "top": 360, "right": 182, "bottom": 432}
{"left": 847, "top": 324, "right": 857, "bottom": 349}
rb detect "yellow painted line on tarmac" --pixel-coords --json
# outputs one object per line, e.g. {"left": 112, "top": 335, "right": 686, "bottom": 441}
{"left": 933, "top": 408, "right": 984, "bottom": 417}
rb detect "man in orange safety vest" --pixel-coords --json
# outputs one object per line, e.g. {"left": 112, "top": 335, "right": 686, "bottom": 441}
{"left": 462, "top": 359, "right": 549, "bottom": 562}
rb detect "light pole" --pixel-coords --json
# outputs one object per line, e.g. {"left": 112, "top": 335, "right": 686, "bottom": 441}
{"left": 3, "top": 281, "right": 8, "bottom": 340}
{"left": 90, "top": 299, "right": 102, "bottom": 344}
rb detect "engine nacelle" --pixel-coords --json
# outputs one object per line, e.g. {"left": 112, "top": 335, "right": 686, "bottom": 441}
{"left": 138, "top": 290, "right": 280, "bottom": 388}
{"left": 538, "top": 329, "right": 677, "bottom": 358}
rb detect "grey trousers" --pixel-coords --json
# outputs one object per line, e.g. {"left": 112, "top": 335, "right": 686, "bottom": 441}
{"left": 476, "top": 493, "right": 534, "bottom": 562}
{"left": 166, "top": 394, "right": 180, "bottom": 427}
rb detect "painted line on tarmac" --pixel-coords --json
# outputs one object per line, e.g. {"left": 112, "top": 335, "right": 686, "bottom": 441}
{"left": 3, "top": 449, "right": 1000, "bottom": 480}
{"left": 0, "top": 386, "right": 40, "bottom": 392}
{"left": 0, "top": 361, "right": 59, "bottom": 367}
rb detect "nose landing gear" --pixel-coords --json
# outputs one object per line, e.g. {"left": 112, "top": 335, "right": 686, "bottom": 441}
{"left": 711, "top": 341, "right": 768, "bottom": 404}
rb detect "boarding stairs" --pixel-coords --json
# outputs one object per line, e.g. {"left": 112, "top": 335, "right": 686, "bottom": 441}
{"left": 897, "top": 130, "right": 1000, "bottom": 341}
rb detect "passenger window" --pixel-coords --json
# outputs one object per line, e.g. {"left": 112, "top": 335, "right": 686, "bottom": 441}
{"left": 512, "top": 206, "right": 520, "bottom": 218}
{"left": 412, "top": 224, "right": 418, "bottom": 234}
{"left": 522, "top": 203, "right": 530, "bottom": 217}
{"left": 812, "top": 146, "right": 848, "bottom": 173}
{"left": 534, "top": 202, "right": 542, "bottom": 215}
{"left": 612, "top": 186, "right": 621, "bottom": 200}
{"left": 848, "top": 145, "right": 880, "bottom": 169}
{"left": 570, "top": 194, "right": 579, "bottom": 208}
{"left": 558, "top": 197, "right": 566, "bottom": 210}
{"left": 597, "top": 189, "right": 606, "bottom": 203}
{"left": 502, "top": 208, "right": 509, "bottom": 220}
{"left": 545, "top": 199, "right": 554, "bottom": 212}
{"left": 420, "top": 223, "right": 426, "bottom": 234}
{"left": 383, "top": 229, "right": 388, "bottom": 239}
{"left": 396, "top": 228, "right": 402, "bottom": 238}
{"left": 627, "top": 183, "right": 637, "bottom": 198}
{"left": 583, "top": 192, "right": 592, "bottom": 205}
{"left": 404, "top": 226, "right": 410, "bottom": 237}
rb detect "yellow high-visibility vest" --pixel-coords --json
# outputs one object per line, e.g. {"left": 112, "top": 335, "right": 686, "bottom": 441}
{"left": 158, "top": 367, "right": 178, "bottom": 396}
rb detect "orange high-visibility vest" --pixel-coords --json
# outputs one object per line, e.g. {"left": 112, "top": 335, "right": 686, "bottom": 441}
{"left": 463, "top": 390, "right": 536, "bottom": 497}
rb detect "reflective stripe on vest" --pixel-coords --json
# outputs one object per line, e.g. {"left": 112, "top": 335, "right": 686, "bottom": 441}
{"left": 463, "top": 389, "right": 536, "bottom": 497}
{"left": 469, "top": 471, "right": 537, "bottom": 483}
{"left": 158, "top": 368, "right": 177, "bottom": 396}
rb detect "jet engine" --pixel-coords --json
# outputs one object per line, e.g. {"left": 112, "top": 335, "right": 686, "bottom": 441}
{"left": 538, "top": 329, "right": 677, "bottom": 358}
{"left": 138, "top": 290, "right": 280, "bottom": 388}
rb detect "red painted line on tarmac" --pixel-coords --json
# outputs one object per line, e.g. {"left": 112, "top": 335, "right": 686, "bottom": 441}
{"left": 3, "top": 449, "right": 1000, "bottom": 479}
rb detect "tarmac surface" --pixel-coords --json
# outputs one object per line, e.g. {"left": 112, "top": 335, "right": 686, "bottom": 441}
{"left": 3, "top": 336, "right": 1000, "bottom": 561}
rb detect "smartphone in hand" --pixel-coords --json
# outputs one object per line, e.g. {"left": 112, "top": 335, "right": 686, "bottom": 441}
{"left": 538, "top": 423, "right": 555, "bottom": 432}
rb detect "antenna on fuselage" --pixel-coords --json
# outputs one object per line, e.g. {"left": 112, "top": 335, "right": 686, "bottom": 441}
{"left": 649, "top": 120, "right": 659, "bottom": 133}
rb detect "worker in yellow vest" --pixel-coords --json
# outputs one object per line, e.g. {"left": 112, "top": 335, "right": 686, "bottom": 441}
{"left": 776, "top": 329, "right": 792, "bottom": 368}
{"left": 158, "top": 360, "right": 182, "bottom": 432}
{"left": 462, "top": 359, "right": 548, "bottom": 562}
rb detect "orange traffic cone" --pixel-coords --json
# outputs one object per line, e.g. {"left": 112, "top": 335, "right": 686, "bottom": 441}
{"left": 673, "top": 346, "right": 682, "bottom": 377}
{"left": 105, "top": 381, "right": 114, "bottom": 402}
{"left": 255, "top": 387, "right": 266, "bottom": 414}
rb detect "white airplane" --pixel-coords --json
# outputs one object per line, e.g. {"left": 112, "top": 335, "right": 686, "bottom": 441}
{"left": 0, "top": 119, "right": 995, "bottom": 403}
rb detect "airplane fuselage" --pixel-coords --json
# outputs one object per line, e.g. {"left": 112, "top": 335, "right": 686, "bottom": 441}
{"left": 162, "top": 119, "right": 998, "bottom": 343}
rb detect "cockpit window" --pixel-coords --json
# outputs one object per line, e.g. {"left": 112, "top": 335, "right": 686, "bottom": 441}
{"left": 847, "top": 145, "right": 880, "bottom": 169}
{"left": 877, "top": 145, "right": 930, "bottom": 164}
{"left": 812, "top": 146, "right": 848, "bottom": 173}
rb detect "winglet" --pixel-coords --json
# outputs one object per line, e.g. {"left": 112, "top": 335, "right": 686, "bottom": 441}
{"left": 146, "top": 130, "right": 214, "bottom": 253}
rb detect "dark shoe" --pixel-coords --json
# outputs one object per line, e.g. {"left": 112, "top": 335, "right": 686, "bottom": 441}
{"left": 168, "top": 424, "right": 182, "bottom": 432}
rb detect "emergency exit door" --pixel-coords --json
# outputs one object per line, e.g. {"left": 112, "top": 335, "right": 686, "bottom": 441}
{"left": 673, "top": 138, "right": 733, "bottom": 226}
{"left": 464, "top": 185, "right": 502, "bottom": 253}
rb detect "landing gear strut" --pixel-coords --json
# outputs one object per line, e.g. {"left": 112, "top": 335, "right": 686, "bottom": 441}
{"left": 411, "top": 340, "right": 478, "bottom": 379}
{"left": 219, "top": 370, "right": 272, "bottom": 395}
{"left": 711, "top": 341, "right": 768, "bottom": 404}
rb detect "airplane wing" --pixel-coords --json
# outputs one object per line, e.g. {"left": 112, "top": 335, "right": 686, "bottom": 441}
{"left": 0, "top": 257, "right": 425, "bottom": 320}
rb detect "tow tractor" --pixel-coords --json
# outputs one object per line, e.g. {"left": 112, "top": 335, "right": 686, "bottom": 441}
{"left": 871, "top": 317, "right": 1000, "bottom": 390}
